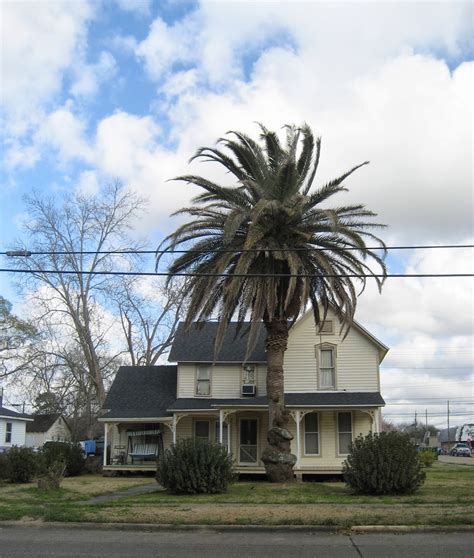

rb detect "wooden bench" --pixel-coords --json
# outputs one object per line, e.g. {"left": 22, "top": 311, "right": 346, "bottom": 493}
{"left": 129, "top": 443, "right": 159, "bottom": 464}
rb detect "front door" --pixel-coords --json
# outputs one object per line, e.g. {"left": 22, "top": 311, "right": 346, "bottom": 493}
{"left": 239, "top": 418, "right": 258, "bottom": 464}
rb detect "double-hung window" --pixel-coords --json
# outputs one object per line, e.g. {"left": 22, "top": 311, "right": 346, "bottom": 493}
{"left": 337, "top": 412, "right": 353, "bottom": 454}
{"left": 194, "top": 420, "right": 210, "bottom": 441}
{"left": 317, "top": 344, "right": 336, "bottom": 389}
{"left": 304, "top": 413, "right": 320, "bottom": 455}
{"left": 196, "top": 366, "right": 211, "bottom": 396}
{"left": 5, "top": 422, "right": 12, "bottom": 444}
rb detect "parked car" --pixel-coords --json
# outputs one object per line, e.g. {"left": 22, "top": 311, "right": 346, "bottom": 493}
{"left": 450, "top": 443, "right": 471, "bottom": 457}
{"left": 437, "top": 447, "right": 447, "bottom": 456}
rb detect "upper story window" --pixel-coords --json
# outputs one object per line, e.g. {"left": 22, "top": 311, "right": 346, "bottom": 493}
{"left": 241, "top": 364, "right": 257, "bottom": 396}
{"left": 316, "top": 343, "right": 336, "bottom": 389}
{"left": 242, "top": 365, "right": 256, "bottom": 386}
{"left": 196, "top": 366, "right": 211, "bottom": 396}
{"left": 337, "top": 412, "right": 353, "bottom": 455}
{"left": 5, "top": 422, "right": 12, "bottom": 443}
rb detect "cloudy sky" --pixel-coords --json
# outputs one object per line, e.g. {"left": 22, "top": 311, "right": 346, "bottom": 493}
{"left": 1, "top": 0, "right": 473, "bottom": 428}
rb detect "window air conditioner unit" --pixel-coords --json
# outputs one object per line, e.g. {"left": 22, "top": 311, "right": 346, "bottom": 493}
{"left": 242, "top": 384, "right": 256, "bottom": 396}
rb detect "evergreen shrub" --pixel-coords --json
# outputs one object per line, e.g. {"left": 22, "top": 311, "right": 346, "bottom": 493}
{"left": 342, "top": 432, "right": 425, "bottom": 495}
{"left": 0, "top": 452, "right": 11, "bottom": 480}
{"left": 418, "top": 449, "right": 436, "bottom": 468}
{"left": 6, "top": 446, "right": 38, "bottom": 483}
{"left": 41, "top": 442, "right": 85, "bottom": 476}
{"left": 157, "top": 438, "right": 234, "bottom": 494}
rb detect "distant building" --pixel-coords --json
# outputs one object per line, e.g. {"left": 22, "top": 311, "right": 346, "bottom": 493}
{"left": 437, "top": 425, "right": 470, "bottom": 451}
{"left": 0, "top": 389, "right": 33, "bottom": 451}
{"left": 25, "top": 414, "right": 72, "bottom": 448}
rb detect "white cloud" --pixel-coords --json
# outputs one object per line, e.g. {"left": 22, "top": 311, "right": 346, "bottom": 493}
{"left": 114, "top": 0, "right": 151, "bottom": 17}
{"left": 135, "top": 15, "right": 200, "bottom": 80}
{"left": 77, "top": 170, "right": 100, "bottom": 197}
{"left": 70, "top": 51, "right": 117, "bottom": 98}
{"left": 1, "top": 1, "right": 94, "bottom": 134}
{"left": 34, "top": 105, "right": 94, "bottom": 165}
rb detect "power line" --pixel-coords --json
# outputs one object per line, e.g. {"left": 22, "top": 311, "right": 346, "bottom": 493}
{"left": 0, "top": 268, "right": 473, "bottom": 278}
{"left": 3, "top": 244, "right": 474, "bottom": 257}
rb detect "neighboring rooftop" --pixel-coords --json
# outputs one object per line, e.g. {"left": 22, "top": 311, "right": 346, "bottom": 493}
{"left": 26, "top": 413, "right": 64, "bottom": 433}
{"left": 169, "top": 322, "right": 267, "bottom": 363}
{"left": 102, "top": 366, "right": 177, "bottom": 419}
{"left": 0, "top": 405, "right": 32, "bottom": 421}
{"left": 438, "top": 426, "right": 458, "bottom": 443}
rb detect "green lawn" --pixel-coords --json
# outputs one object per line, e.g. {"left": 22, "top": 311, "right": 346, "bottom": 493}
{"left": 0, "top": 463, "right": 472, "bottom": 527}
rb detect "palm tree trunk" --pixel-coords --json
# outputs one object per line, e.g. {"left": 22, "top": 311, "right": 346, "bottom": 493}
{"left": 261, "top": 318, "right": 296, "bottom": 482}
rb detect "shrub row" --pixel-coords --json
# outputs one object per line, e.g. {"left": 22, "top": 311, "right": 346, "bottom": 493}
{"left": 0, "top": 442, "right": 85, "bottom": 484}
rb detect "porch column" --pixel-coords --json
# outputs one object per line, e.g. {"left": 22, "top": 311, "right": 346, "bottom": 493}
{"left": 219, "top": 409, "right": 224, "bottom": 444}
{"left": 103, "top": 423, "right": 108, "bottom": 467}
{"left": 227, "top": 417, "right": 231, "bottom": 454}
{"left": 172, "top": 414, "right": 177, "bottom": 445}
{"left": 295, "top": 410, "right": 301, "bottom": 469}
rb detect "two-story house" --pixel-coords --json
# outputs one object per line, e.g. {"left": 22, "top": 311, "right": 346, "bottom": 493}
{"left": 100, "top": 308, "right": 388, "bottom": 477}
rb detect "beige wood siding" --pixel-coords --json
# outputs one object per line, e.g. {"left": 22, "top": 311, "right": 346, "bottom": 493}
{"left": 178, "top": 364, "right": 267, "bottom": 398}
{"left": 284, "top": 310, "right": 380, "bottom": 392}
{"left": 293, "top": 410, "right": 372, "bottom": 468}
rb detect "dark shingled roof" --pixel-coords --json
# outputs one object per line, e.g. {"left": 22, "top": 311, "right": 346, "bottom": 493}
{"left": 0, "top": 406, "right": 32, "bottom": 420}
{"left": 102, "top": 366, "right": 177, "bottom": 419}
{"left": 26, "top": 414, "right": 63, "bottom": 433}
{"left": 168, "top": 322, "right": 267, "bottom": 363}
{"left": 168, "top": 392, "right": 385, "bottom": 411}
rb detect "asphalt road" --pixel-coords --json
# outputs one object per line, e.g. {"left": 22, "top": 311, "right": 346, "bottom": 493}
{"left": 0, "top": 525, "right": 472, "bottom": 558}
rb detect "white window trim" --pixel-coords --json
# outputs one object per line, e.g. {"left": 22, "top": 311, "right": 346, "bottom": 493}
{"left": 5, "top": 422, "right": 12, "bottom": 444}
{"left": 336, "top": 411, "right": 353, "bottom": 456}
{"left": 303, "top": 412, "right": 321, "bottom": 456}
{"left": 195, "top": 365, "right": 212, "bottom": 397}
{"left": 241, "top": 364, "right": 257, "bottom": 386}
{"left": 315, "top": 342, "right": 337, "bottom": 390}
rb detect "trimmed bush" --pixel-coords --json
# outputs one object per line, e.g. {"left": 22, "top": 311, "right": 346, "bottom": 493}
{"left": 41, "top": 442, "right": 85, "bottom": 477}
{"left": 5, "top": 446, "right": 38, "bottom": 483}
{"left": 418, "top": 449, "right": 436, "bottom": 468}
{"left": 157, "top": 439, "right": 234, "bottom": 494}
{"left": 0, "top": 452, "right": 11, "bottom": 480}
{"left": 342, "top": 432, "right": 425, "bottom": 495}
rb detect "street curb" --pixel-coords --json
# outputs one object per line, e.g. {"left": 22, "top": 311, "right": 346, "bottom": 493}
{"left": 0, "top": 521, "right": 472, "bottom": 534}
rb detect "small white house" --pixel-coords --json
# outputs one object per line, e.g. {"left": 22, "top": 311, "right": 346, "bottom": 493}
{"left": 25, "top": 414, "right": 72, "bottom": 448}
{"left": 0, "top": 390, "right": 33, "bottom": 451}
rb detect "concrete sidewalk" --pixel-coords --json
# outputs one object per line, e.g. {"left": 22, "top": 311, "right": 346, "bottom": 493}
{"left": 78, "top": 482, "right": 163, "bottom": 506}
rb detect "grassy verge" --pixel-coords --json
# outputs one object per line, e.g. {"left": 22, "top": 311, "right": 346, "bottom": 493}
{"left": 0, "top": 464, "right": 472, "bottom": 527}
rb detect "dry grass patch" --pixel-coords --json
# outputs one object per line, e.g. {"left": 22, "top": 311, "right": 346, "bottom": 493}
{"left": 94, "top": 502, "right": 473, "bottom": 527}
{"left": 61, "top": 475, "right": 153, "bottom": 497}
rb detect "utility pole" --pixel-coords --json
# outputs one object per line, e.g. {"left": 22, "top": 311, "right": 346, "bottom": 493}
{"left": 414, "top": 411, "right": 418, "bottom": 446}
{"left": 447, "top": 400, "right": 450, "bottom": 452}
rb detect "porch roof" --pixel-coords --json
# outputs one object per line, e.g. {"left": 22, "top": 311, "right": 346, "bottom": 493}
{"left": 167, "top": 391, "right": 385, "bottom": 411}
{"left": 101, "top": 365, "right": 177, "bottom": 419}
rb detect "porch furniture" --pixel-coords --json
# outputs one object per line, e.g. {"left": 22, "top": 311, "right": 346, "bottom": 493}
{"left": 126, "top": 428, "right": 163, "bottom": 464}
{"left": 129, "top": 443, "right": 159, "bottom": 464}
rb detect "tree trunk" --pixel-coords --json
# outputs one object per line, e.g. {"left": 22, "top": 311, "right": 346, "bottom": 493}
{"left": 261, "top": 318, "right": 296, "bottom": 482}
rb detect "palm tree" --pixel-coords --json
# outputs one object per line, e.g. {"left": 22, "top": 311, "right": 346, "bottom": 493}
{"left": 158, "top": 124, "right": 386, "bottom": 481}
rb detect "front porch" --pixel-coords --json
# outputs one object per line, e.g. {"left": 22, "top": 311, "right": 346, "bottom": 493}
{"left": 102, "top": 406, "right": 378, "bottom": 475}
